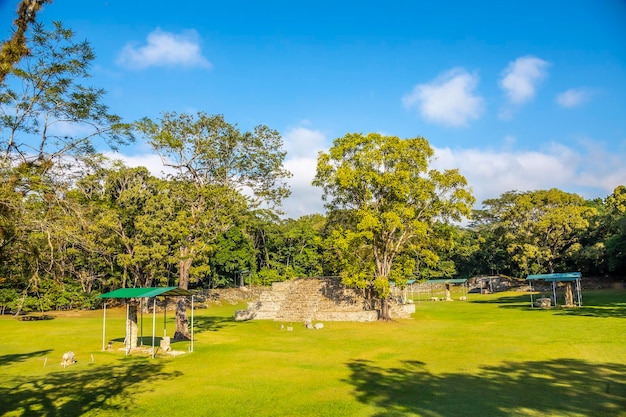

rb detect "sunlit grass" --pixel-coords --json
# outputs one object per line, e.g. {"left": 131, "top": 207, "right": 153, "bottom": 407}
{"left": 1, "top": 289, "right": 625, "bottom": 416}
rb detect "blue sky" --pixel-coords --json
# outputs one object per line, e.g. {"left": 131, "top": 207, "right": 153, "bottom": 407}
{"left": 2, "top": 0, "right": 625, "bottom": 218}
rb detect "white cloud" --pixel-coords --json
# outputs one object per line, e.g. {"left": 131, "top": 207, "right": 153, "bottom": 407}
{"left": 499, "top": 56, "right": 549, "bottom": 104}
{"left": 432, "top": 141, "right": 626, "bottom": 207}
{"left": 403, "top": 68, "right": 485, "bottom": 127}
{"left": 282, "top": 156, "right": 325, "bottom": 218}
{"left": 103, "top": 151, "right": 176, "bottom": 177}
{"left": 556, "top": 88, "right": 593, "bottom": 108}
{"left": 283, "top": 126, "right": 327, "bottom": 158}
{"left": 117, "top": 29, "right": 211, "bottom": 70}
{"left": 280, "top": 126, "right": 328, "bottom": 217}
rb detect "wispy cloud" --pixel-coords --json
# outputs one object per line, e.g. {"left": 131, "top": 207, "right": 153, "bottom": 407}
{"left": 403, "top": 68, "right": 485, "bottom": 127}
{"left": 283, "top": 125, "right": 327, "bottom": 158}
{"left": 117, "top": 29, "right": 211, "bottom": 70}
{"left": 556, "top": 88, "right": 593, "bottom": 108}
{"left": 499, "top": 56, "right": 549, "bottom": 105}
{"left": 281, "top": 125, "right": 328, "bottom": 217}
{"left": 432, "top": 140, "right": 625, "bottom": 207}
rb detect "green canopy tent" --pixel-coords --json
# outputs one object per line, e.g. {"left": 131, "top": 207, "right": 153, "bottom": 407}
{"left": 98, "top": 287, "right": 193, "bottom": 358}
{"left": 526, "top": 272, "right": 582, "bottom": 308}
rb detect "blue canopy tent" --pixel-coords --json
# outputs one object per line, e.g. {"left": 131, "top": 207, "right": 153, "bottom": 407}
{"left": 526, "top": 272, "right": 582, "bottom": 308}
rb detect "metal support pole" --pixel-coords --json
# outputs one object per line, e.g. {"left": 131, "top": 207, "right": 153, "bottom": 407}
{"left": 152, "top": 298, "right": 156, "bottom": 359}
{"left": 125, "top": 303, "right": 130, "bottom": 355}
{"left": 552, "top": 281, "right": 557, "bottom": 307}
{"left": 140, "top": 298, "right": 144, "bottom": 346}
{"left": 163, "top": 298, "right": 167, "bottom": 337}
{"left": 529, "top": 281, "right": 534, "bottom": 308}
{"left": 102, "top": 302, "right": 106, "bottom": 351}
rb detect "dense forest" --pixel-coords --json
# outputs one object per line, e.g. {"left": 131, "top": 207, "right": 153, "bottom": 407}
{"left": 1, "top": 18, "right": 625, "bottom": 317}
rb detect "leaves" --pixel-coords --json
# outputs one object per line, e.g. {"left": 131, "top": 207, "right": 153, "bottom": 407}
{"left": 314, "top": 132, "right": 474, "bottom": 313}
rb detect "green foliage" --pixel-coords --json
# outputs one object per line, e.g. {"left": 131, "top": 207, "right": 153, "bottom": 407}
{"left": 135, "top": 112, "right": 291, "bottom": 209}
{"left": 314, "top": 132, "right": 474, "bottom": 316}
{"left": 0, "top": 0, "right": 52, "bottom": 83}
{"left": 0, "top": 287, "right": 18, "bottom": 314}
{"left": 474, "top": 189, "right": 597, "bottom": 276}
{"left": 1, "top": 21, "right": 133, "bottom": 170}
{"left": 253, "top": 267, "right": 284, "bottom": 286}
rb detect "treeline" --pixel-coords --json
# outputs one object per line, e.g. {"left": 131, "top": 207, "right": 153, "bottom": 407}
{"left": 0, "top": 21, "right": 625, "bottom": 314}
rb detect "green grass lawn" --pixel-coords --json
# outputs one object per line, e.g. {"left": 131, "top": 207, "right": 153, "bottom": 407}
{"left": 1, "top": 289, "right": 625, "bottom": 417}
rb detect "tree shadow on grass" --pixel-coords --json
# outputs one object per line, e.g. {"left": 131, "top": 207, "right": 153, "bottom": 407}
{"left": 470, "top": 292, "right": 626, "bottom": 318}
{"left": 555, "top": 302, "right": 626, "bottom": 319}
{"left": 345, "top": 358, "right": 626, "bottom": 417}
{"left": 0, "top": 356, "right": 183, "bottom": 416}
{"left": 193, "top": 316, "right": 237, "bottom": 333}
{"left": 469, "top": 293, "right": 531, "bottom": 306}
{"left": 0, "top": 350, "right": 52, "bottom": 367}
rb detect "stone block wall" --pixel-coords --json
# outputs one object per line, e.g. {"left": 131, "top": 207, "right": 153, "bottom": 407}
{"left": 235, "top": 277, "right": 413, "bottom": 322}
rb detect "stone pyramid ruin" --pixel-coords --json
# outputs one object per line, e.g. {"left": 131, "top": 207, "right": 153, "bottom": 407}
{"left": 234, "top": 277, "right": 415, "bottom": 322}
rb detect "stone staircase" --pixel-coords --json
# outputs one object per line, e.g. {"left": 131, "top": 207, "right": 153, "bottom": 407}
{"left": 235, "top": 278, "right": 414, "bottom": 322}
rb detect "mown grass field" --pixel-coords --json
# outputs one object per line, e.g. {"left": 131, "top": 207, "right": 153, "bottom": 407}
{"left": 1, "top": 289, "right": 625, "bottom": 417}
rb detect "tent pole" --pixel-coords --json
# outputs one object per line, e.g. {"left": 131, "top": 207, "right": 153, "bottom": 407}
{"left": 529, "top": 281, "right": 534, "bottom": 308}
{"left": 163, "top": 298, "right": 167, "bottom": 337}
{"left": 552, "top": 281, "right": 557, "bottom": 307}
{"left": 102, "top": 301, "right": 106, "bottom": 351}
{"left": 140, "top": 298, "right": 144, "bottom": 346}
{"left": 125, "top": 303, "right": 130, "bottom": 355}
{"left": 577, "top": 278, "right": 583, "bottom": 307}
{"left": 152, "top": 298, "right": 156, "bottom": 359}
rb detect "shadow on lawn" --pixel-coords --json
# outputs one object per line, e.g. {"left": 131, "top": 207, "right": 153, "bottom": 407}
{"left": 193, "top": 315, "right": 236, "bottom": 333}
{"left": 0, "top": 350, "right": 52, "bottom": 367}
{"left": 470, "top": 292, "right": 626, "bottom": 318}
{"left": 555, "top": 302, "right": 626, "bottom": 319}
{"left": 0, "top": 357, "right": 183, "bottom": 416}
{"left": 469, "top": 294, "right": 531, "bottom": 306}
{"left": 346, "top": 358, "right": 626, "bottom": 417}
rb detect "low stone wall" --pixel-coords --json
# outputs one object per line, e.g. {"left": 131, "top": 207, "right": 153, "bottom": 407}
{"left": 315, "top": 310, "right": 379, "bottom": 322}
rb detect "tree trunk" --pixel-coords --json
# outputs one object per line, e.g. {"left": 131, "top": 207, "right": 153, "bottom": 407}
{"left": 380, "top": 297, "right": 391, "bottom": 321}
{"left": 564, "top": 282, "right": 574, "bottom": 307}
{"left": 174, "top": 247, "right": 192, "bottom": 340}
{"left": 173, "top": 297, "right": 190, "bottom": 340}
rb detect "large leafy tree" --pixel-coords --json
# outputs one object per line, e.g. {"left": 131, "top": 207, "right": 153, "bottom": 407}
{"left": 604, "top": 185, "right": 626, "bottom": 275}
{"left": 481, "top": 189, "right": 596, "bottom": 275}
{"left": 313, "top": 133, "right": 474, "bottom": 319}
{"left": 0, "top": 21, "right": 132, "bottom": 309}
{"left": 135, "top": 112, "right": 290, "bottom": 339}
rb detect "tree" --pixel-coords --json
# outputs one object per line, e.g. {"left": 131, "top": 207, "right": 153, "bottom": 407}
{"left": 604, "top": 185, "right": 626, "bottom": 275}
{"left": 484, "top": 189, "right": 596, "bottom": 275}
{"left": 0, "top": 0, "right": 52, "bottom": 83}
{"left": 135, "top": 112, "right": 291, "bottom": 339}
{"left": 0, "top": 20, "right": 132, "bottom": 310}
{"left": 313, "top": 133, "right": 474, "bottom": 320}
{"left": 1, "top": 21, "right": 133, "bottom": 170}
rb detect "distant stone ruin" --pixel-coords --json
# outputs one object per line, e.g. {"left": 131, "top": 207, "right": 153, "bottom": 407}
{"left": 235, "top": 277, "right": 415, "bottom": 322}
